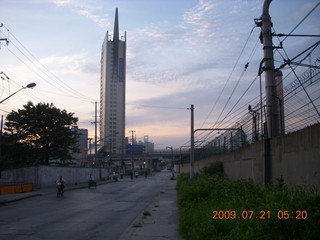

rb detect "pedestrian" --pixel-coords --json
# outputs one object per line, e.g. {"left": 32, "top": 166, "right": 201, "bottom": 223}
{"left": 172, "top": 169, "right": 175, "bottom": 179}
{"left": 88, "top": 173, "right": 96, "bottom": 187}
{"left": 130, "top": 171, "right": 133, "bottom": 180}
{"left": 145, "top": 170, "right": 148, "bottom": 179}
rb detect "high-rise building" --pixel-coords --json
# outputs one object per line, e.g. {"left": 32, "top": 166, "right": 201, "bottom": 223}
{"left": 100, "top": 8, "right": 126, "bottom": 156}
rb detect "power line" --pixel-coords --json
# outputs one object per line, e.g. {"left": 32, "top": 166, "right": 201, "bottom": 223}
{"left": 135, "top": 104, "right": 187, "bottom": 110}
{"left": 201, "top": 26, "right": 257, "bottom": 128}
{"left": 281, "top": 1, "right": 320, "bottom": 43}
{"left": 0, "top": 24, "right": 96, "bottom": 102}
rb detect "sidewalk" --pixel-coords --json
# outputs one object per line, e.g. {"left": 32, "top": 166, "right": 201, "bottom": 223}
{"left": 120, "top": 178, "right": 182, "bottom": 240}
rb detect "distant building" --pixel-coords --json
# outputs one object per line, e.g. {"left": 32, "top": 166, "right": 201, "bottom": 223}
{"left": 138, "top": 136, "right": 155, "bottom": 153}
{"left": 71, "top": 127, "right": 88, "bottom": 166}
{"left": 100, "top": 8, "right": 126, "bottom": 156}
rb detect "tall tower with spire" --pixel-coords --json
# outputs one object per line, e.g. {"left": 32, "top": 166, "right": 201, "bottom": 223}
{"left": 100, "top": 8, "right": 126, "bottom": 156}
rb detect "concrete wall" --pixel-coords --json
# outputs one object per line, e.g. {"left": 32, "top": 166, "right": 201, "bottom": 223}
{"left": 0, "top": 166, "right": 108, "bottom": 189}
{"left": 180, "top": 140, "right": 265, "bottom": 185}
{"left": 271, "top": 123, "right": 320, "bottom": 188}
{"left": 180, "top": 123, "right": 320, "bottom": 189}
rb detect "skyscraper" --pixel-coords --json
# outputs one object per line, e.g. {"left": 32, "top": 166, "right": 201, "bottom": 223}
{"left": 100, "top": 8, "right": 126, "bottom": 156}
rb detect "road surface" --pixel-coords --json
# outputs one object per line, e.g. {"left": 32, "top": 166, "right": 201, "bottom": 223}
{"left": 0, "top": 171, "right": 172, "bottom": 240}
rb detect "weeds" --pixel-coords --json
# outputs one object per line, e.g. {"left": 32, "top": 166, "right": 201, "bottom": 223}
{"left": 177, "top": 173, "right": 320, "bottom": 240}
{"left": 143, "top": 211, "right": 151, "bottom": 217}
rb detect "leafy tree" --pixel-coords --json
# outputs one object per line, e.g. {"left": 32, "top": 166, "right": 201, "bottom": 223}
{"left": 0, "top": 133, "right": 31, "bottom": 169}
{"left": 3, "top": 101, "right": 79, "bottom": 165}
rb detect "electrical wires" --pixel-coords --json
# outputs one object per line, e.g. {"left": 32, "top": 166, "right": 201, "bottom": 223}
{"left": 179, "top": 1, "right": 320, "bottom": 156}
{"left": 0, "top": 23, "right": 97, "bottom": 105}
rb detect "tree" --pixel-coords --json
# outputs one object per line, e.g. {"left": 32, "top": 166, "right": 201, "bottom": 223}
{"left": 3, "top": 101, "right": 79, "bottom": 165}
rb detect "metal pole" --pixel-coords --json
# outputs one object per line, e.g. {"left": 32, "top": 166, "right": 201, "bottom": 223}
{"left": 0, "top": 83, "right": 36, "bottom": 104}
{"left": 259, "top": 75, "right": 263, "bottom": 139}
{"left": 261, "top": 0, "right": 279, "bottom": 138}
{"left": 130, "top": 130, "right": 135, "bottom": 175}
{"left": 190, "top": 104, "right": 195, "bottom": 179}
{"left": 94, "top": 101, "right": 101, "bottom": 179}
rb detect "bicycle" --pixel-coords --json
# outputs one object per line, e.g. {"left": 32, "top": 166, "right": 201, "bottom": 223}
{"left": 57, "top": 183, "right": 64, "bottom": 198}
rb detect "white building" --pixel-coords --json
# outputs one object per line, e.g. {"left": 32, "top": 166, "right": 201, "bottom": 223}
{"left": 100, "top": 8, "right": 126, "bottom": 156}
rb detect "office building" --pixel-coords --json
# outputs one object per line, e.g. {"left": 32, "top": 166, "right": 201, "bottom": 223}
{"left": 100, "top": 8, "right": 126, "bottom": 156}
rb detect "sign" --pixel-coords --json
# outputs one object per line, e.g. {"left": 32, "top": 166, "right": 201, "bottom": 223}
{"left": 126, "top": 144, "right": 144, "bottom": 155}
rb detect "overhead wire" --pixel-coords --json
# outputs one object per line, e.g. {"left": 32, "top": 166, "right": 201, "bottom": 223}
{"left": 213, "top": 36, "right": 260, "bottom": 129}
{"left": 0, "top": 63, "right": 45, "bottom": 103}
{"left": 1, "top": 25, "right": 94, "bottom": 102}
{"left": 210, "top": 2, "right": 320, "bottom": 146}
{"left": 178, "top": 26, "right": 262, "bottom": 149}
{"left": 199, "top": 40, "right": 261, "bottom": 145}
{"left": 0, "top": 24, "right": 96, "bottom": 102}
{"left": 200, "top": 26, "right": 256, "bottom": 129}
{"left": 281, "top": 1, "right": 320, "bottom": 43}
{"left": 189, "top": 26, "right": 258, "bottom": 148}
{"left": 186, "top": 2, "right": 320, "bottom": 150}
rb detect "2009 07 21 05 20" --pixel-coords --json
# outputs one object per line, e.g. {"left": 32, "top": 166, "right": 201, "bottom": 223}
{"left": 212, "top": 210, "right": 308, "bottom": 220}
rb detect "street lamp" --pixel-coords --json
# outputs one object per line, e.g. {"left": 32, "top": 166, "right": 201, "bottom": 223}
{"left": 0, "top": 82, "right": 36, "bottom": 104}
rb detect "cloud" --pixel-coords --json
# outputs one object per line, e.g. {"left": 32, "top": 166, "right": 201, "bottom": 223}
{"left": 33, "top": 52, "right": 99, "bottom": 75}
{"left": 50, "top": 0, "right": 110, "bottom": 28}
{"left": 182, "top": 0, "right": 219, "bottom": 39}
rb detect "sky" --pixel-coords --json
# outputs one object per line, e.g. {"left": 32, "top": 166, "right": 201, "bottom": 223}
{"left": 0, "top": 0, "right": 319, "bottom": 149}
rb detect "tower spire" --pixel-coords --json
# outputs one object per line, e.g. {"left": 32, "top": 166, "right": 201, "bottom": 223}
{"left": 113, "top": 8, "right": 119, "bottom": 41}
{"left": 112, "top": 8, "right": 119, "bottom": 78}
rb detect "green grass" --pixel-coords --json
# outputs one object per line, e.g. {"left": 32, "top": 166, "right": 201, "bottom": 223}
{"left": 177, "top": 173, "right": 320, "bottom": 240}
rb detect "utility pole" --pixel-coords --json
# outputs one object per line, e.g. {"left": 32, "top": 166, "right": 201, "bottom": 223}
{"left": 129, "top": 130, "right": 135, "bottom": 174}
{"left": 259, "top": 0, "right": 279, "bottom": 138}
{"left": 91, "top": 101, "right": 101, "bottom": 179}
{"left": 255, "top": 0, "right": 276, "bottom": 184}
{"left": 190, "top": 104, "right": 195, "bottom": 179}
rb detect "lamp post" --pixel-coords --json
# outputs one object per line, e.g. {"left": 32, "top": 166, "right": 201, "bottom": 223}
{"left": 0, "top": 82, "right": 36, "bottom": 104}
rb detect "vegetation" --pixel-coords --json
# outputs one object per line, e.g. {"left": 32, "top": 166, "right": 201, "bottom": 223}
{"left": 1, "top": 101, "right": 79, "bottom": 169}
{"left": 143, "top": 211, "right": 151, "bottom": 217}
{"left": 177, "top": 171, "right": 320, "bottom": 240}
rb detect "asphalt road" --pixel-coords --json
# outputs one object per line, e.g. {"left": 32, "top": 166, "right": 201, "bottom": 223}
{"left": 0, "top": 172, "right": 171, "bottom": 240}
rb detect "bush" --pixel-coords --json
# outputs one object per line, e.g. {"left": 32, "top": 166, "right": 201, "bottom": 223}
{"left": 124, "top": 169, "right": 132, "bottom": 176}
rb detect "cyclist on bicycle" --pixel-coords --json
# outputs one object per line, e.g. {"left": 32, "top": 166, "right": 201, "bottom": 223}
{"left": 56, "top": 176, "right": 65, "bottom": 193}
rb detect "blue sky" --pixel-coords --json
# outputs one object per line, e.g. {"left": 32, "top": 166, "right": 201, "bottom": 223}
{"left": 0, "top": 0, "right": 319, "bottom": 149}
